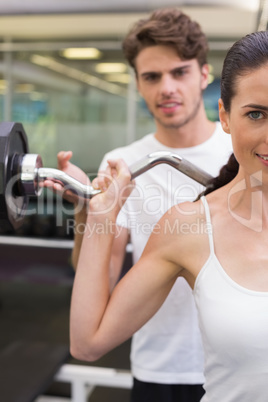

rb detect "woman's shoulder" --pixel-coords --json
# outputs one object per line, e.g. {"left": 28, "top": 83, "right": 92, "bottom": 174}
{"left": 153, "top": 199, "right": 208, "bottom": 251}
{"left": 149, "top": 199, "right": 211, "bottom": 280}
{"left": 164, "top": 198, "right": 206, "bottom": 225}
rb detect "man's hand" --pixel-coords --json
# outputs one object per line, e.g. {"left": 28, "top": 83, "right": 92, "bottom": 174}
{"left": 43, "top": 151, "right": 91, "bottom": 205}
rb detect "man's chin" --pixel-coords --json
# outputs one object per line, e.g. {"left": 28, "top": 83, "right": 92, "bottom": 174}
{"left": 156, "top": 117, "right": 186, "bottom": 130}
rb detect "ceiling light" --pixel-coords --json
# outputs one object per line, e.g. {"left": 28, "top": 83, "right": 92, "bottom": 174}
{"left": 95, "top": 63, "right": 127, "bottom": 74}
{"left": 61, "top": 48, "right": 102, "bottom": 59}
{"left": 0, "top": 79, "right": 6, "bottom": 90}
{"left": 105, "top": 73, "right": 131, "bottom": 84}
{"left": 15, "top": 83, "right": 35, "bottom": 93}
{"left": 30, "top": 54, "right": 127, "bottom": 97}
{"left": 31, "top": 54, "right": 51, "bottom": 66}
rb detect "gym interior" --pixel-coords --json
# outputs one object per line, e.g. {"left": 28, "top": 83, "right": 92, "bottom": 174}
{"left": 0, "top": 1, "right": 265, "bottom": 401}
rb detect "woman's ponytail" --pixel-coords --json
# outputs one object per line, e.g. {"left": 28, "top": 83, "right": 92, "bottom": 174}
{"left": 197, "top": 153, "right": 239, "bottom": 199}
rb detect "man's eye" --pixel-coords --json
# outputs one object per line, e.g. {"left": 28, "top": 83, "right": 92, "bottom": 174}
{"left": 145, "top": 75, "right": 158, "bottom": 81}
{"left": 174, "top": 70, "right": 185, "bottom": 77}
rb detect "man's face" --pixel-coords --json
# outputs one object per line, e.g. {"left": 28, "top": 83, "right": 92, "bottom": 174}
{"left": 135, "top": 45, "right": 209, "bottom": 130}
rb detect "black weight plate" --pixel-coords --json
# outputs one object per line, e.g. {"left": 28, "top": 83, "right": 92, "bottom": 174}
{"left": 0, "top": 122, "right": 29, "bottom": 232}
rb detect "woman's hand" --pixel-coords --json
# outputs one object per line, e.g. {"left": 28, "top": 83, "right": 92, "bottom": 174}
{"left": 89, "top": 158, "right": 135, "bottom": 220}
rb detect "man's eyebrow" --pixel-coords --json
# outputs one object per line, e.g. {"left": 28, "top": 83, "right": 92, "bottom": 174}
{"left": 140, "top": 71, "right": 160, "bottom": 77}
{"left": 172, "top": 64, "right": 191, "bottom": 70}
{"left": 242, "top": 104, "right": 268, "bottom": 111}
{"left": 140, "top": 64, "right": 191, "bottom": 77}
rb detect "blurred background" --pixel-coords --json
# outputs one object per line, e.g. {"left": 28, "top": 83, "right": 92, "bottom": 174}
{"left": 0, "top": 3, "right": 267, "bottom": 401}
{"left": 0, "top": 0, "right": 265, "bottom": 172}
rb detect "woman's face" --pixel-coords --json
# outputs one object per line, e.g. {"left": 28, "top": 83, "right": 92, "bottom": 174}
{"left": 219, "top": 63, "right": 268, "bottom": 178}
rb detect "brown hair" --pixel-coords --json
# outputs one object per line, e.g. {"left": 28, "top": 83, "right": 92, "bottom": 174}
{"left": 221, "top": 31, "right": 268, "bottom": 112}
{"left": 200, "top": 153, "right": 239, "bottom": 198}
{"left": 122, "top": 8, "right": 209, "bottom": 72}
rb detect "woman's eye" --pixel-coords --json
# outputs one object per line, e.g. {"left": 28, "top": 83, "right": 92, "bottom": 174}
{"left": 248, "top": 111, "right": 263, "bottom": 120}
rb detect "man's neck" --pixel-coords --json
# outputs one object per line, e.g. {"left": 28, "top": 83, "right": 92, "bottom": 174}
{"left": 154, "top": 117, "right": 216, "bottom": 149}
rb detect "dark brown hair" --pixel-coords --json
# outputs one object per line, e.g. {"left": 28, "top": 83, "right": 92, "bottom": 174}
{"left": 203, "top": 31, "right": 268, "bottom": 196}
{"left": 221, "top": 31, "right": 268, "bottom": 113}
{"left": 201, "top": 153, "right": 239, "bottom": 197}
{"left": 122, "top": 8, "right": 209, "bottom": 72}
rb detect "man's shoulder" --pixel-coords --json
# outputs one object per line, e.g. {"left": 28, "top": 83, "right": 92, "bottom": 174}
{"left": 213, "top": 121, "right": 229, "bottom": 137}
{"left": 211, "top": 122, "right": 232, "bottom": 147}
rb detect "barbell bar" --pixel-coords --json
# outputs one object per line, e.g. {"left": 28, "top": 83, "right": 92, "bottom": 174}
{"left": 0, "top": 122, "right": 213, "bottom": 232}
{"left": 20, "top": 151, "right": 212, "bottom": 199}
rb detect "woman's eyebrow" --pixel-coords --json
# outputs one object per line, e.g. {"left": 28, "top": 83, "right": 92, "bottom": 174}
{"left": 242, "top": 103, "right": 268, "bottom": 111}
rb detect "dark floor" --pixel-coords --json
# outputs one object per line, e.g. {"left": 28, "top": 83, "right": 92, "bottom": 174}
{"left": 0, "top": 241, "right": 132, "bottom": 402}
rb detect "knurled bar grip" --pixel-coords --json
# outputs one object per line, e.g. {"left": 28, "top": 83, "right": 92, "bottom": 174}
{"left": 129, "top": 151, "right": 212, "bottom": 186}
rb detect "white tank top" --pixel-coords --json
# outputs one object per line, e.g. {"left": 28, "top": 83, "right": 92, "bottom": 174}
{"left": 100, "top": 123, "right": 232, "bottom": 383}
{"left": 194, "top": 196, "right": 268, "bottom": 401}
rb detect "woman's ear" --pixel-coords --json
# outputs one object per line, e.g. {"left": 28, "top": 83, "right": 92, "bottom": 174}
{"left": 218, "top": 99, "right": 231, "bottom": 134}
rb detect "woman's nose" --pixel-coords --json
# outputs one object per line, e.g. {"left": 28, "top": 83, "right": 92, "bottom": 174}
{"left": 263, "top": 130, "right": 268, "bottom": 145}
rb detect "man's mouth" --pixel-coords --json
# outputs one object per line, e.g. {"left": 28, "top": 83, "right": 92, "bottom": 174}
{"left": 160, "top": 102, "right": 178, "bottom": 108}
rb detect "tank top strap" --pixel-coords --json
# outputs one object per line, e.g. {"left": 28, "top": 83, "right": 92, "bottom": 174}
{"left": 200, "top": 195, "right": 214, "bottom": 254}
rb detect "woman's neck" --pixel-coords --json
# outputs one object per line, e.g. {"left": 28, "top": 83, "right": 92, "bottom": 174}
{"left": 225, "top": 169, "right": 268, "bottom": 231}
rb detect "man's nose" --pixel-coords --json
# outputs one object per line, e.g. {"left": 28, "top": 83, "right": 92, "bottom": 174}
{"left": 159, "top": 75, "right": 176, "bottom": 96}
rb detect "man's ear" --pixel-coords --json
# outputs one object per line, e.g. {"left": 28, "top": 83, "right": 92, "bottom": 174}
{"left": 218, "top": 98, "right": 231, "bottom": 134}
{"left": 200, "top": 64, "right": 209, "bottom": 90}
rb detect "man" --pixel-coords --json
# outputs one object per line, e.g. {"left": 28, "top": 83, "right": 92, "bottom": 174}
{"left": 56, "top": 8, "right": 232, "bottom": 402}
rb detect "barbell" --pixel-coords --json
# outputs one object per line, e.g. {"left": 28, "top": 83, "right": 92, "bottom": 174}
{"left": 0, "top": 122, "right": 213, "bottom": 232}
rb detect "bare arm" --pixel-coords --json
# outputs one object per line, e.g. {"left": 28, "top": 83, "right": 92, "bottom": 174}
{"left": 72, "top": 208, "right": 129, "bottom": 285}
{"left": 109, "top": 226, "right": 129, "bottom": 288}
{"left": 44, "top": 152, "right": 129, "bottom": 287}
{"left": 70, "top": 159, "right": 184, "bottom": 362}
{"left": 71, "top": 205, "right": 87, "bottom": 269}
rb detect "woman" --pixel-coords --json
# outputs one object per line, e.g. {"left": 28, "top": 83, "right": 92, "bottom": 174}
{"left": 53, "top": 31, "right": 268, "bottom": 401}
